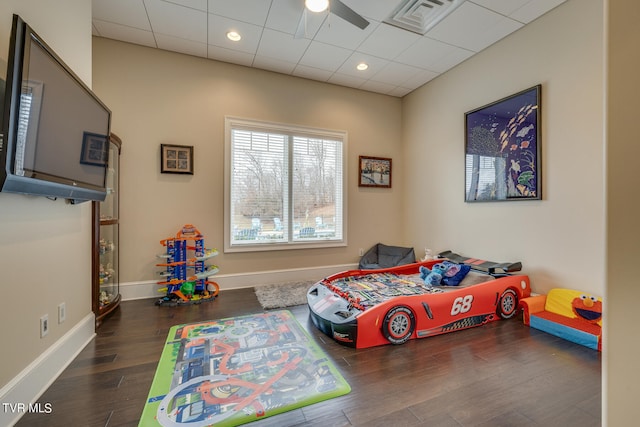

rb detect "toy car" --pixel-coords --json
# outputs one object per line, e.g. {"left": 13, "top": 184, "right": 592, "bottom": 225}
{"left": 307, "top": 250, "right": 531, "bottom": 348}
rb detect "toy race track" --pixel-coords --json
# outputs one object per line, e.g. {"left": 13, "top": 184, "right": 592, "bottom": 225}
{"left": 155, "top": 224, "right": 220, "bottom": 306}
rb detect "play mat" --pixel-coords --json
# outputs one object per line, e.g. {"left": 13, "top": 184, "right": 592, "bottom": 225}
{"left": 139, "top": 310, "right": 350, "bottom": 426}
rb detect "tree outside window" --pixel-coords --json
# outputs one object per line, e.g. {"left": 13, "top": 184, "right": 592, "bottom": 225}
{"left": 225, "top": 118, "right": 345, "bottom": 252}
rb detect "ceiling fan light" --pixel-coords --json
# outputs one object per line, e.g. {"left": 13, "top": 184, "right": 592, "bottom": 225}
{"left": 305, "top": 0, "right": 329, "bottom": 13}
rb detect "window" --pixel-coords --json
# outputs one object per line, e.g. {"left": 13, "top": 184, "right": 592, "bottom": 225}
{"left": 224, "top": 117, "right": 346, "bottom": 252}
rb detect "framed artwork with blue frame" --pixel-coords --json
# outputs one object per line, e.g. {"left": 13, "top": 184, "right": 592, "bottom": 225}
{"left": 464, "top": 85, "right": 541, "bottom": 202}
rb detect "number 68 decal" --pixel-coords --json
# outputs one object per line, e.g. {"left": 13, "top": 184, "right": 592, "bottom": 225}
{"left": 451, "top": 295, "right": 474, "bottom": 315}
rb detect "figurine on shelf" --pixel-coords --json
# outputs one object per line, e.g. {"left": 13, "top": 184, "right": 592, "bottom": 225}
{"left": 99, "top": 263, "right": 115, "bottom": 285}
{"left": 99, "top": 238, "right": 114, "bottom": 255}
{"left": 99, "top": 290, "right": 111, "bottom": 306}
{"left": 99, "top": 264, "right": 106, "bottom": 284}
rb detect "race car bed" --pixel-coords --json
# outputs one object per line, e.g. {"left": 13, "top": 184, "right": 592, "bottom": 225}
{"left": 307, "top": 250, "right": 530, "bottom": 348}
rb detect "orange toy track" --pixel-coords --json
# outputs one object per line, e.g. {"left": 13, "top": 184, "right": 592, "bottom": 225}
{"left": 155, "top": 224, "right": 220, "bottom": 306}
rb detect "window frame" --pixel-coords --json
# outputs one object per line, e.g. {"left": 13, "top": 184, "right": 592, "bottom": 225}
{"left": 224, "top": 116, "right": 348, "bottom": 253}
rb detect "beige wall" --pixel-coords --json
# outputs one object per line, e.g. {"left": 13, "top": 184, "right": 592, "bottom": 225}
{"left": 0, "top": 0, "right": 92, "bottom": 388}
{"left": 605, "top": 0, "right": 640, "bottom": 424}
{"left": 402, "top": 0, "right": 605, "bottom": 297}
{"left": 6, "top": 0, "right": 640, "bottom": 424}
{"left": 91, "top": 39, "right": 404, "bottom": 284}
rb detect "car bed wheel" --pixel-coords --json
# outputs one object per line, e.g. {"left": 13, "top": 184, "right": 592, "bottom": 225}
{"left": 497, "top": 289, "right": 518, "bottom": 319}
{"left": 382, "top": 306, "right": 415, "bottom": 345}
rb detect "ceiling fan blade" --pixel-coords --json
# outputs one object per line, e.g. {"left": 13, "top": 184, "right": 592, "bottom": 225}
{"left": 331, "top": 0, "right": 369, "bottom": 30}
{"left": 294, "top": 8, "right": 307, "bottom": 39}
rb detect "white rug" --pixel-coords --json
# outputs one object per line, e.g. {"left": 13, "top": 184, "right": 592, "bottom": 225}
{"left": 254, "top": 280, "right": 316, "bottom": 309}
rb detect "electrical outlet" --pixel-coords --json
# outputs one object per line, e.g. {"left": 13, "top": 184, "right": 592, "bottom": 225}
{"left": 58, "top": 302, "right": 66, "bottom": 324}
{"left": 358, "top": 248, "right": 364, "bottom": 256}
{"left": 40, "top": 314, "right": 49, "bottom": 338}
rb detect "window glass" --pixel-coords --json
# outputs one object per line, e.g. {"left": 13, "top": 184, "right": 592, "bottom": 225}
{"left": 225, "top": 118, "right": 346, "bottom": 252}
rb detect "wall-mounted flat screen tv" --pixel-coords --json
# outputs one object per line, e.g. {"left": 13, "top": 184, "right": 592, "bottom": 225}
{"left": 0, "top": 14, "right": 111, "bottom": 203}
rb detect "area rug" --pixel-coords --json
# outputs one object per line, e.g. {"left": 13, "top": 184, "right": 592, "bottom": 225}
{"left": 139, "top": 310, "right": 350, "bottom": 427}
{"left": 254, "top": 280, "right": 316, "bottom": 309}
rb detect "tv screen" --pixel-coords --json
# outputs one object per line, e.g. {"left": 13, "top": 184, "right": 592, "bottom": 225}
{"left": 0, "top": 14, "right": 111, "bottom": 202}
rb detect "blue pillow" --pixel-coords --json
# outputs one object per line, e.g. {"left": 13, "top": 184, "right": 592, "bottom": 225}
{"left": 441, "top": 262, "right": 471, "bottom": 286}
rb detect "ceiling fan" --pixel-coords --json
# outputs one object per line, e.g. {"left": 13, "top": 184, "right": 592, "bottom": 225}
{"left": 295, "top": 0, "right": 370, "bottom": 38}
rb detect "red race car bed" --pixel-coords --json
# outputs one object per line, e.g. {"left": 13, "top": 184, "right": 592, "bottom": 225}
{"left": 307, "top": 250, "right": 531, "bottom": 349}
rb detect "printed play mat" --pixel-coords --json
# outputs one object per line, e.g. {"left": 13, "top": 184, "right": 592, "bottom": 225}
{"left": 139, "top": 310, "right": 351, "bottom": 426}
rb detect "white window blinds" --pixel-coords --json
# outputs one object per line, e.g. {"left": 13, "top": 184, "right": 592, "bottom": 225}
{"left": 226, "top": 118, "right": 346, "bottom": 251}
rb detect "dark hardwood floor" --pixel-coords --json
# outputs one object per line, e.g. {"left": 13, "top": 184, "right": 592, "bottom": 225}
{"left": 16, "top": 288, "right": 601, "bottom": 427}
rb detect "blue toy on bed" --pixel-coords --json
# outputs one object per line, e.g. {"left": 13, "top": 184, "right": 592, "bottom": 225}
{"left": 420, "top": 261, "right": 471, "bottom": 286}
{"left": 420, "top": 263, "right": 448, "bottom": 286}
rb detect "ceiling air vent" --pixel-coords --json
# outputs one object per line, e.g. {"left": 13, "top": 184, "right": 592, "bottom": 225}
{"left": 384, "top": 0, "right": 466, "bottom": 35}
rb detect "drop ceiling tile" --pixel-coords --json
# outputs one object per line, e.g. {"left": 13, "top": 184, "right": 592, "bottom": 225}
{"left": 425, "top": 1, "right": 520, "bottom": 52}
{"left": 388, "top": 86, "right": 413, "bottom": 97}
{"left": 165, "top": 0, "right": 207, "bottom": 12}
{"left": 267, "top": 0, "right": 316, "bottom": 35}
{"left": 476, "top": 17, "right": 524, "bottom": 50}
{"left": 510, "top": 0, "right": 567, "bottom": 24}
{"left": 293, "top": 64, "right": 334, "bottom": 82}
{"left": 337, "top": 0, "right": 405, "bottom": 22}
{"left": 314, "top": 14, "right": 378, "bottom": 50}
{"left": 207, "top": 0, "right": 271, "bottom": 25}
{"left": 252, "top": 55, "right": 298, "bottom": 74}
{"left": 207, "top": 14, "right": 263, "bottom": 54}
{"left": 92, "top": 19, "right": 157, "bottom": 47}
{"left": 92, "top": 0, "right": 151, "bottom": 30}
{"left": 156, "top": 33, "right": 207, "bottom": 58}
{"left": 336, "top": 52, "right": 389, "bottom": 78}
{"left": 357, "top": 22, "right": 421, "bottom": 60}
{"left": 256, "top": 28, "right": 311, "bottom": 64}
{"left": 470, "top": 0, "right": 531, "bottom": 17}
{"left": 207, "top": 44, "right": 255, "bottom": 66}
{"left": 298, "top": 41, "right": 352, "bottom": 71}
{"left": 395, "top": 36, "right": 467, "bottom": 70}
{"left": 146, "top": 0, "right": 207, "bottom": 43}
{"left": 371, "top": 61, "right": 423, "bottom": 86}
{"left": 359, "top": 79, "right": 396, "bottom": 95}
{"left": 328, "top": 72, "right": 367, "bottom": 89}
{"left": 402, "top": 68, "right": 439, "bottom": 89}
{"left": 427, "top": 47, "right": 474, "bottom": 73}
{"left": 274, "top": 8, "right": 326, "bottom": 38}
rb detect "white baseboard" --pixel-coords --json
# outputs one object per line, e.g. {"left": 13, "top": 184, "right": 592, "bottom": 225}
{"left": 121, "top": 263, "right": 358, "bottom": 301}
{"left": 0, "top": 313, "right": 95, "bottom": 427}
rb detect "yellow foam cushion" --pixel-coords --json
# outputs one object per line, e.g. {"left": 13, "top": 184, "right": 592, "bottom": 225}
{"left": 545, "top": 288, "right": 603, "bottom": 327}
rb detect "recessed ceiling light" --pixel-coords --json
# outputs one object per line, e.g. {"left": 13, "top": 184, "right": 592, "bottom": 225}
{"left": 305, "top": 0, "right": 329, "bottom": 13}
{"left": 356, "top": 62, "right": 369, "bottom": 71}
{"left": 226, "top": 31, "right": 241, "bottom": 42}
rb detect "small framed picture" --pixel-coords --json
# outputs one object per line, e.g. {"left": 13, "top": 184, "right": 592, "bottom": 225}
{"left": 80, "top": 132, "right": 109, "bottom": 166}
{"left": 161, "top": 144, "right": 194, "bottom": 174}
{"left": 359, "top": 156, "right": 392, "bottom": 188}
